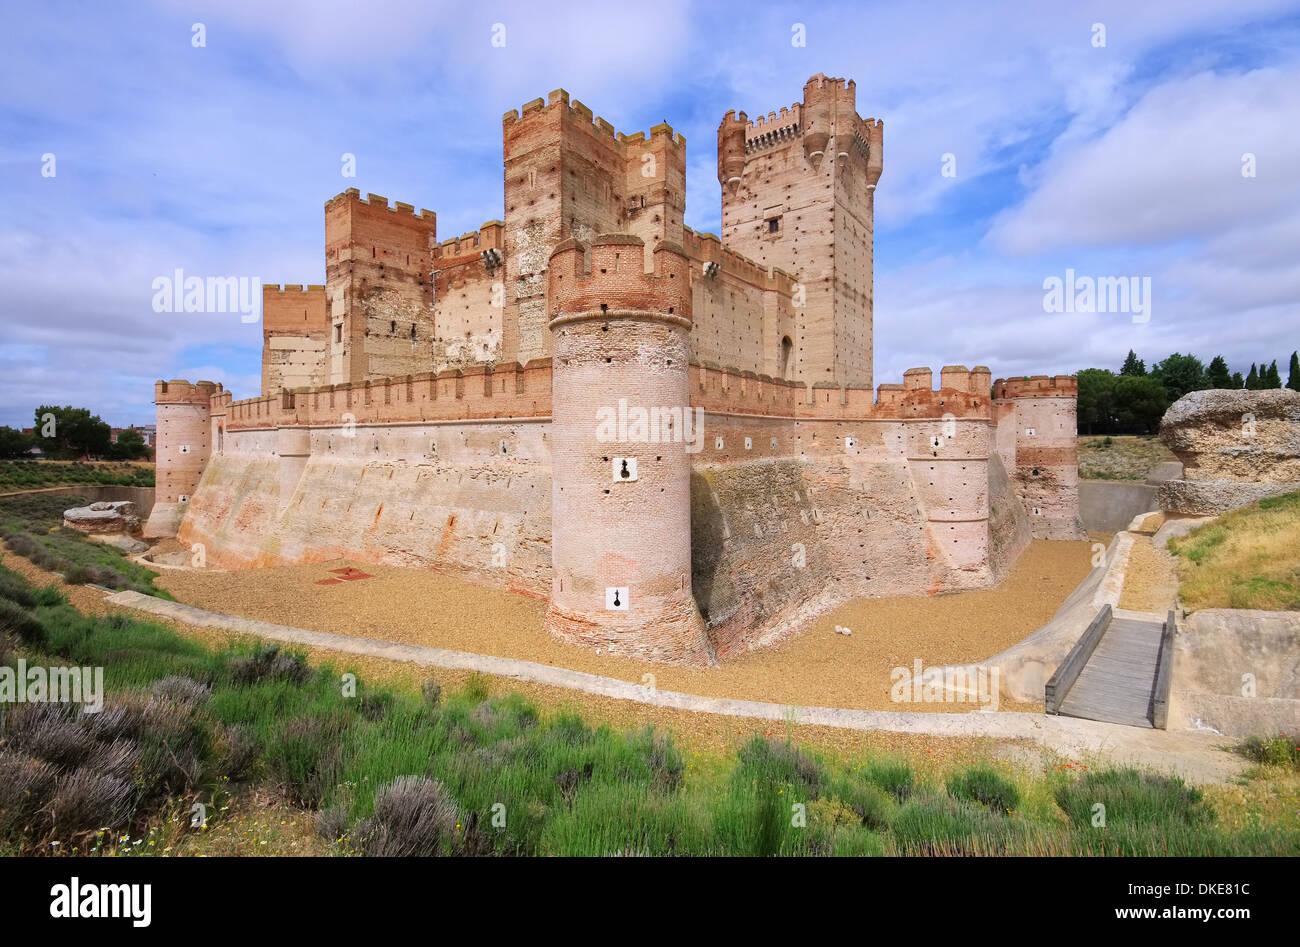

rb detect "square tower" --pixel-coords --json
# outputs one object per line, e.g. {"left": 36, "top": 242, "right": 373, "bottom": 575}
{"left": 323, "top": 189, "right": 437, "bottom": 385}
{"left": 718, "top": 74, "right": 882, "bottom": 387}
{"left": 500, "top": 91, "right": 687, "bottom": 365}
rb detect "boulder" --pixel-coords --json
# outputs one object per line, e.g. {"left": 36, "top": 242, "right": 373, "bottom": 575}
{"left": 1157, "top": 389, "right": 1300, "bottom": 514}
{"left": 62, "top": 500, "right": 142, "bottom": 536}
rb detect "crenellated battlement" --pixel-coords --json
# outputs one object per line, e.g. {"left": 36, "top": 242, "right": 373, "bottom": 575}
{"left": 682, "top": 227, "right": 797, "bottom": 292}
{"left": 432, "top": 221, "right": 505, "bottom": 261}
{"left": 220, "top": 359, "right": 553, "bottom": 431}
{"left": 547, "top": 235, "right": 692, "bottom": 323}
{"left": 264, "top": 284, "right": 325, "bottom": 294}
{"left": 993, "top": 375, "right": 1079, "bottom": 399}
{"left": 155, "top": 379, "right": 219, "bottom": 405}
{"left": 503, "top": 89, "right": 688, "bottom": 152}
{"left": 619, "top": 123, "right": 687, "bottom": 150}
{"left": 744, "top": 105, "right": 803, "bottom": 153}
{"left": 325, "top": 188, "right": 435, "bottom": 221}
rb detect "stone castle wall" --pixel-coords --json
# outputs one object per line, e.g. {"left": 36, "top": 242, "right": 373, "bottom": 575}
{"left": 163, "top": 350, "right": 1076, "bottom": 661}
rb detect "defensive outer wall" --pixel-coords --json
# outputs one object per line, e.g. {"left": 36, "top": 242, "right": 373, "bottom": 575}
{"left": 146, "top": 240, "right": 1082, "bottom": 664}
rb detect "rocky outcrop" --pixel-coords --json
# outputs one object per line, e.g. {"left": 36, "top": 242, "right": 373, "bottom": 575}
{"left": 63, "top": 500, "right": 142, "bottom": 536}
{"left": 1157, "top": 389, "right": 1300, "bottom": 514}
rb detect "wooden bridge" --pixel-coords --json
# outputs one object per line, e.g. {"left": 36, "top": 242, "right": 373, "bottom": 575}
{"left": 1046, "top": 605, "right": 1176, "bottom": 729}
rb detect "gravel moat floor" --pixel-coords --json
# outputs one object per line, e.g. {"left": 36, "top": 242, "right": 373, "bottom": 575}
{"left": 156, "top": 539, "right": 1095, "bottom": 715}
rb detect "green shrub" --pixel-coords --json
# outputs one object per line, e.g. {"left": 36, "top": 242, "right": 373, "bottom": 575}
{"left": 1054, "top": 768, "right": 1213, "bottom": 831}
{"left": 891, "top": 796, "right": 1005, "bottom": 855}
{"left": 268, "top": 713, "right": 348, "bottom": 807}
{"left": 737, "top": 735, "right": 824, "bottom": 793}
{"left": 858, "top": 757, "right": 915, "bottom": 802}
{"left": 946, "top": 766, "right": 1021, "bottom": 813}
{"left": 832, "top": 825, "right": 886, "bottom": 856}
{"left": 1240, "top": 734, "right": 1300, "bottom": 769}
{"left": 0, "top": 597, "right": 45, "bottom": 647}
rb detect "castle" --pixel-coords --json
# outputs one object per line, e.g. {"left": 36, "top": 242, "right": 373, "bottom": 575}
{"left": 146, "top": 74, "right": 1084, "bottom": 665}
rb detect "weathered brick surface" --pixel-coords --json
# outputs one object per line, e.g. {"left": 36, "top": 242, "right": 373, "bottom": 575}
{"left": 545, "top": 238, "right": 710, "bottom": 664}
{"left": 324, "top": 190, "right": 437, "bottom": 387}
{"left": 262, "top": 285, "right": 329, "bottom": 393}
{"left": 143, "top": 380, "right": 216, "bottom": 538}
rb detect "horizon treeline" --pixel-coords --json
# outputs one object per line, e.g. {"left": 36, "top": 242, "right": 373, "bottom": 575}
{"left": 1076, "top": 349, "right": 1299, "bottom": 435}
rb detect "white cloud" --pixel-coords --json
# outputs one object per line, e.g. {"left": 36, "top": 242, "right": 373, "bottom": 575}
{"left": 987, "top": 66, "right": 1300, "bottom": 253}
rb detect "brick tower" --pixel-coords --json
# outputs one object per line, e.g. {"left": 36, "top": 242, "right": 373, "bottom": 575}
{"left": 500, "top": 91, "right": 687, "bottom": 366}
{"left": 718, "top": 73, "right": 883, "bottom": 388}
{"left": 143, "top": 379, "right": 216, "bottom": 538}
{"left": 993, "top": 376, "right": 1086, "bottom": 539}
{"left": 545, "top": 234, "right": 711, "bottom": 664}
{"left": 323, "top": 189, "right": 437, "bottom": 386}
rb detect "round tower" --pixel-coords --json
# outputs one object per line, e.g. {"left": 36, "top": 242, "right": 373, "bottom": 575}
{"left": 546, "top": 234, "right": 711, "bottom": 664}
{"left": 716, "top": 109, "right": 748, "bottom": 195}
{"left": 143, "top": 379, "right": 216, "bottom": 538}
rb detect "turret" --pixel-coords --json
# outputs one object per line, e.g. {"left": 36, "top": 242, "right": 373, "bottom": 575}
{"left": 716, "top": 110, "right": 747, "bottom": 194}
{"left": 545, "top": 235, "right": 710, "bottom": 663}
{"left": 993, "top": 375, "right": 1085, "bottom": 539}
{"left": 143, "top": 379, "right": 217, "bottom": 538}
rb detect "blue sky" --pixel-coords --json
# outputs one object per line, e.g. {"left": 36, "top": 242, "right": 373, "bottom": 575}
{"left": 2, "top": 0, "right": 1298, "bottom": 427}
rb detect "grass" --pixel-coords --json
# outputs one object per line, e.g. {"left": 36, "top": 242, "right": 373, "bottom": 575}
{"left": 0, "top": 564, "right": 1297, "bottom": 857}
{"left": 0, "top": 493, "right": 168, "bottom": 597}
{"left": 0, "top": 461, "right": 154, "bottom": 491}
{"left": 1077, "top": 435, "right": 1176, "bottom": 482}
{"left": 1167, "top": 491, "right": 1300, "bottom": 610}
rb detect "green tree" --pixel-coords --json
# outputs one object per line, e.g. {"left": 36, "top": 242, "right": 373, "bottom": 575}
{"left": 1151, "top": 353, "right": 1207, "bottom": 402}
{"left": 1231, "top": 371, "right": 1244, "bottom": 389}
{"left": 32, "top": 406, "right": 112, "bottom": 459}
{"left": 1263, "top": 360, "right": 1282, "bottom": 388}
{"left": 0, "top": 426, "right": 33, "bottom": 459}
{"left": 1288, "top": 351, "right": 1300, "bottom": 391}
{"left": 1205, "top": 355, "right": 1232, "bottom": 389}
{"left": 1076, "top": 368, "right": 1117, "bottom": 434}
{"left": 109, "top": 429, "right": 150, "bottom": 460}
{"left": 1245, "top": 364, "right": 1260, "bottom": 390}
{"left": 1112, "top": 374, "right": 1169, "bottom": 434}
{"left": 1119, "top": 349, "right": 1146, "bottom": 376}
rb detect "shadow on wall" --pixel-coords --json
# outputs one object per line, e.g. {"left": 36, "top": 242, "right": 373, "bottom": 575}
{"left": 690, "top": 462, "right": 830, "bottom": 658}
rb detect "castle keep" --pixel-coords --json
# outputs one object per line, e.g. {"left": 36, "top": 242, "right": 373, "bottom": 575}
{"left": 147, "top": 74, "right": 1084, "bottom": 665}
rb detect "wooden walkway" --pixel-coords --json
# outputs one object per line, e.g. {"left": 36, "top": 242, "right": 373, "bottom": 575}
{"left": 1046, "top": 606, "right": 1176, "bottom": 729}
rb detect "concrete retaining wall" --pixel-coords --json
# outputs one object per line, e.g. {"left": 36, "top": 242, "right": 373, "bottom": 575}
{"left": 1169, "top": 608, "right": 1300, "bottom": 738}
{"left": 1078, "top": 480, "right": 1156, "bottom": 533}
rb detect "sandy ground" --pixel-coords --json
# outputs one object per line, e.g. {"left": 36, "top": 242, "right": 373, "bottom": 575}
{"left": 154, "top": 539, "right": 1095, "bottom": 715}
{"left": 1119, "top": 535, "right": 1180, "bottom": 614}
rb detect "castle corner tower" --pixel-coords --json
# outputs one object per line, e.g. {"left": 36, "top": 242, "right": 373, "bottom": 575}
{"left": 718, "top": 74, "right": 882, "bottom": 388}
{"left": 545, "top": 234, "right": 711, "bottom": 664}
